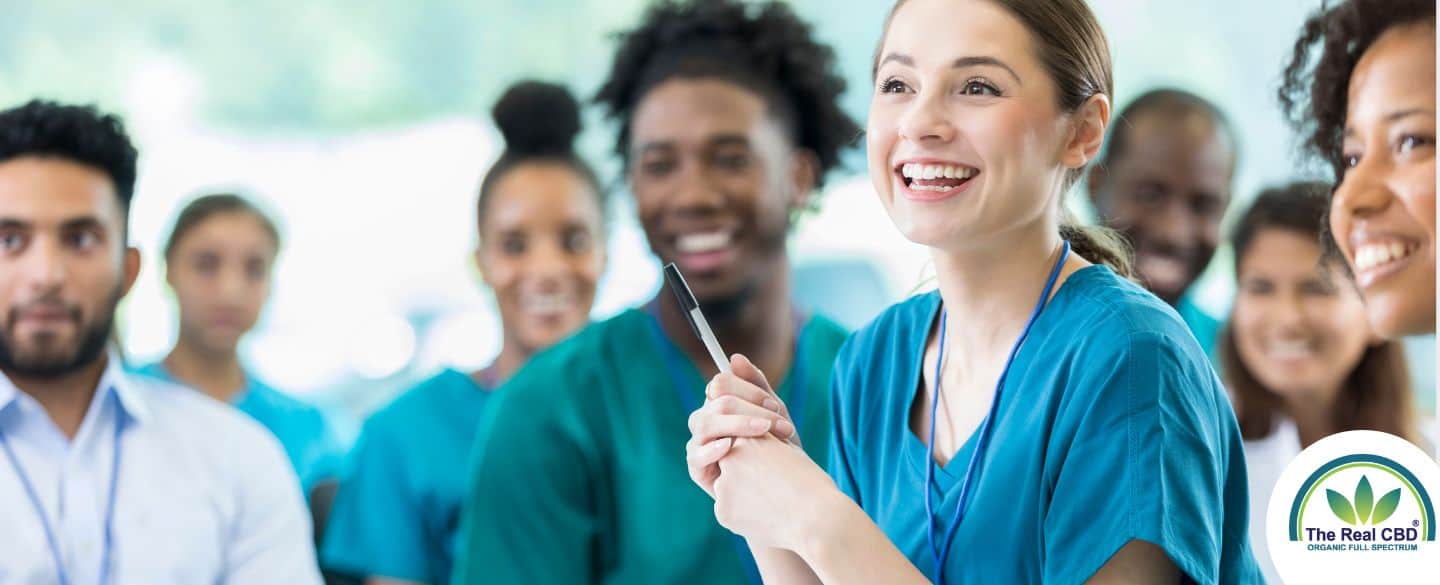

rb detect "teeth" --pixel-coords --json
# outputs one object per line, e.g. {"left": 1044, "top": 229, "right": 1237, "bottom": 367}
{"left": 901, "top": 163, "right": 976, "bottom": 181}
{"left": 911, "top": 184, "right": 956, "bottom": 192}
{"left": 676, "top": 231, "right": 732, "bottom": 254}
{"left": 522, "top": 292, "right": 574, "bottom": 315}
{"left": 1269, "top": 340, "right": 1313, "bottom": 359}
{"left": 1137, "top": 254, "right": 1186, "bottom": 289}
{"left": 1354, "top": 241, "right": 1417, "bottom": 271}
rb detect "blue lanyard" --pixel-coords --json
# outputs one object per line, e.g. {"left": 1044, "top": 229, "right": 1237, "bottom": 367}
{"left": 0, "top": 390, "right": 127, "bottom": 585}
{"left": 642, "top": 300, "right": 807, "bottom": 585}
{"left": 924, "top": 240, "right": 1069, "bottom": 584}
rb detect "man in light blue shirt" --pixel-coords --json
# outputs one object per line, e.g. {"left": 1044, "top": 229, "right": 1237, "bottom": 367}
{"left": 0, "top": 100, "right": 321, "bottom": 584}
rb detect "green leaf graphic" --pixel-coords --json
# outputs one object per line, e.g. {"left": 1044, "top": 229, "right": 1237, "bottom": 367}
{"left": 1328, "top": 489, "right": 1357, "bottom": 525}
{"left": 1371, "top": 489, "right": 1402, "bottom": 525}
{"left": 1355, "top": 476, "right": 1374, "bottom": 524}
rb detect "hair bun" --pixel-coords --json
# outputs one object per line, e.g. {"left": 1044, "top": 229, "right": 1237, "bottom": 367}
{"left": 491, "top": 81, "right": 582, "bottom": 157}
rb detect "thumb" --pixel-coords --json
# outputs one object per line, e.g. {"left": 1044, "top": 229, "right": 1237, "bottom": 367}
{"left": 729, "top": 353, "right": 774, "bottom": 395}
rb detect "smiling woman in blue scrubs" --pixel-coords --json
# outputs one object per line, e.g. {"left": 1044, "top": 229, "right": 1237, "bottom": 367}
{"left": 136, "top": 193, "right": 344, "bottom": 496}
{"left": 685, "top": 0, "right": 1262, "bottom": 583}
{"left": 319, "top": 81, "right": 608, "bottom": 585}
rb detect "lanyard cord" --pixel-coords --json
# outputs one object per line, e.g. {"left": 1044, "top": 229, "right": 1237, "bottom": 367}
{"left": 923, "top": 240, "right": 1070, "bottom": 583}
{"left": 0, "top": 391, "right": 127, "bottom": 585}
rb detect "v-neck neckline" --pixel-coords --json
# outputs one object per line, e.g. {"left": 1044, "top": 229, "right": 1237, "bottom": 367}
{"left": 900, "top": 266, "right": 1101, "bottom": 482}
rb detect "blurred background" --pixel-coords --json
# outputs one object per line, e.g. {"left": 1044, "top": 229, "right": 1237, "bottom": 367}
{"left": 5, "top": 0, "right": 1431, "bottom": 440}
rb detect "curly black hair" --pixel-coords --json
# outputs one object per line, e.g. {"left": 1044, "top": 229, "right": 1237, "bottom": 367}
{"left": 1278, "top": 0, "right": 1435, "bottom": 179}
{"left": 593, "top": 0, "right": 859, "bottom": 191}
{"left": 0, "top": 99, "right": 139, "bottom": 209}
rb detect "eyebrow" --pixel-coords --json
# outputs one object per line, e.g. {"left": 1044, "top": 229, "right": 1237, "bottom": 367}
{"left": 60, "top": 217, "right": 106, "bottom": 231}
{"left": 952, "top": 56, "right": 1022, "bottom": 85}
{"left": 1384, "top": 108, "right": 1433, "bottom": 122}
{"left": 877, "top": 53, "right": 914, "bottom": 69}
{"left": 708, "top": 135, "right": 752, "bottom": 149}
{"left": 0, "top": 217, "right": 109, "bottom": 232}
{"left": 876, "top": 53, "right": 1023, "bottom": 85}
{"left": 1344, "top": 108, "right": 1435, "bottom": 136}
{"left": 632, "top": 141, "right": 673, "bottom": 160}
{"left": 634, "top": 134, "right": 752, "bottom": 157}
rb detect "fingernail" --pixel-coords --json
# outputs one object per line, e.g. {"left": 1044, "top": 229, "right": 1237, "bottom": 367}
{"left": 750, "top": 418, "right": 772, "bottom": 432}
{"left": 775, "top": 419, "right": 795, "bottom": 437}
{"left": 708, "top": 440, "right": 728, "bottom": 453}
{"left": 763, "top": 398, "right": 781, "bottom": 411}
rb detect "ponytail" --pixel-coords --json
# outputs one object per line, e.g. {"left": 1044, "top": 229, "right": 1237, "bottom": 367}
{"left": 1059, "top": 208, "right": 1135, "bottom": 280}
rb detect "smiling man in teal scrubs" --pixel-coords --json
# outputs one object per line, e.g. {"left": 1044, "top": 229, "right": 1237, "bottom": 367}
{"left": 452, "top": 1, "right": 860, "bottom": 583}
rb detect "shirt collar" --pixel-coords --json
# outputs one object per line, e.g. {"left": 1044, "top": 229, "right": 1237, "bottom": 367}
{"left": 0, "top": 351, "right": 149, "bottom": 424}
{"left": 103, "top": 353, "right": 149, "bottom": 423}
{"left": 0, "top": 371, "right": 17, "bottom": 414}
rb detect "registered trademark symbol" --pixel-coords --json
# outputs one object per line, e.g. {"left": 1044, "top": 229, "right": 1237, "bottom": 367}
{"left": 1414, "top": 520, "right": 1421, "bottom": 528}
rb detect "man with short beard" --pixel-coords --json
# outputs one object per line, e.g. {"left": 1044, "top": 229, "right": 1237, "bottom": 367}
{"left": 0, "top": 100, "right": 321, "bottom": 583}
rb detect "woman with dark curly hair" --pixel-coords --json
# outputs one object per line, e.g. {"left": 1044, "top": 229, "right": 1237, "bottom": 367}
{"left": 1279, "top": 0, "right": 1435, "bottom": 338}
{"left": 453, "top": 1, "right": 859, "bottom": 583}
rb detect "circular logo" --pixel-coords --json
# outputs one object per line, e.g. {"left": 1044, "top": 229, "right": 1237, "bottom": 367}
{"left": 1267, "top": 430, "right": 1440, "bottom": 583}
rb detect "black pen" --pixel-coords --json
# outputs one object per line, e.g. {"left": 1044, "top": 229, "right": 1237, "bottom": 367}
{"left": 662, "top": 263, "right": 732, "bottom": 374}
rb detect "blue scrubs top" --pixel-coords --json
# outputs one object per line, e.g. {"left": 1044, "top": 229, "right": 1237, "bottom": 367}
{"left": 828, "top": 266, "right": 1261, "bottom": 584}
{"left": 321, "top": 368, "right": 491, "bottom": 584}
{"left": 132, "top": 361, "right": 345, "bottom": 494}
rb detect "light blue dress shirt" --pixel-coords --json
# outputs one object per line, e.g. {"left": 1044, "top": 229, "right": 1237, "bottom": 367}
{"left": 131, "top": 361, "right": 346, "bottom": 495}
{"left": 0, "top": 354, "right": 322, "bottom": 584}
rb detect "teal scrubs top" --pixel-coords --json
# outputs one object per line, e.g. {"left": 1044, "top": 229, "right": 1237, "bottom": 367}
{"left": 829, "top": 266, "right": 1261, "bottom": 584}
{"left": 453, "top": 308, "right": 849, "bottom": 585}
{"left": 1178, "top": 294, "right": 1223, "bottom": 369}
{"left": 321, "top": 368, "right": 491, "bottom": 584}
{"left": 132, "top": 361, "right": 345, "bottom": 494}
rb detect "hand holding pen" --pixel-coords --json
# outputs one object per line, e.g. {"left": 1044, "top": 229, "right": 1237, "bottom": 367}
{"left": 665, "top": 264, "right": 802, "bottom": 497}
{"left": 687, "top": 353, "right": 802, "bottom": 496}
{"left": 668, "top": 263, "right": 843, "bottom": 556}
